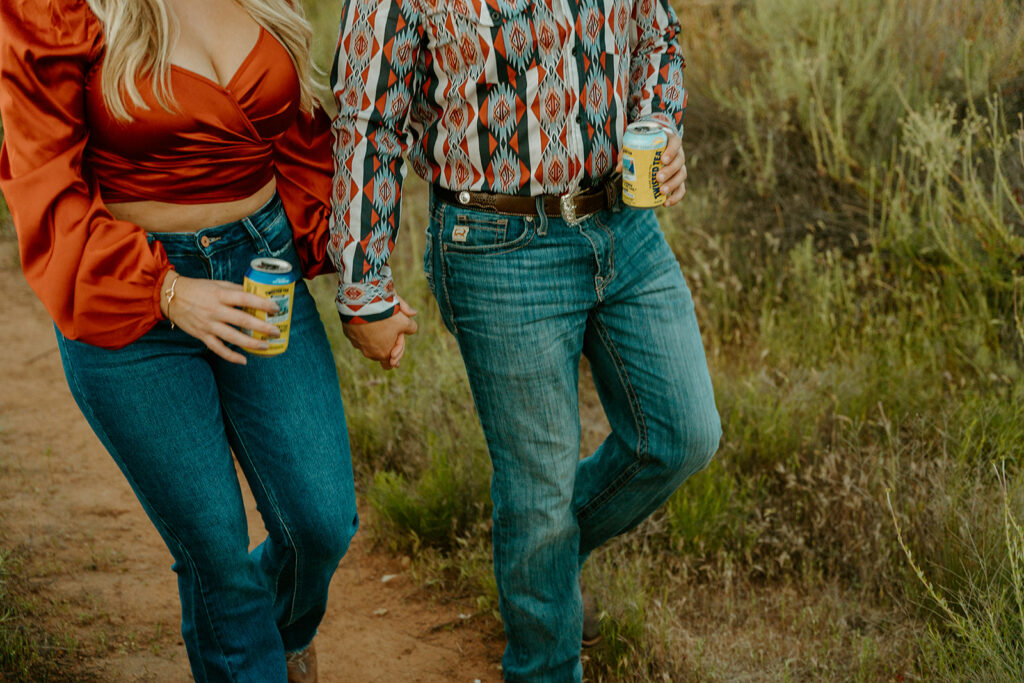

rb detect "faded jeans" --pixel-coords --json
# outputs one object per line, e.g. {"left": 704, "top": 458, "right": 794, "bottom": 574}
{"left": 424, "top": 193, "right": 722, "bottom": 682}
{"left": 56, "top": 195, "right": 358, "bottom": 682}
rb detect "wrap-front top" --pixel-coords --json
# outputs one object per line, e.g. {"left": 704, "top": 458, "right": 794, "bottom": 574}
{"left": 0, "top": 0, "right": 335, "bottom": 347}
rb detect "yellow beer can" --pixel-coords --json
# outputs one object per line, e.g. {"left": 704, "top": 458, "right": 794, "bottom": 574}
{"left": 243, "top": 257, "right": 297, "bottom": 356}
{"left": 621, "top": 122, "right": 669, "bottom": 208}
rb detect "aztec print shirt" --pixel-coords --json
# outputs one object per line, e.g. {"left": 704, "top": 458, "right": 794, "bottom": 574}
{"left": 330, "top": 0, "right": 689, "bottom": 322}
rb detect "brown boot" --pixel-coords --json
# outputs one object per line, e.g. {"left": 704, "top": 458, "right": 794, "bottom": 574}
{"left": 286, "top": 641, "right": 318, "bottom": 683}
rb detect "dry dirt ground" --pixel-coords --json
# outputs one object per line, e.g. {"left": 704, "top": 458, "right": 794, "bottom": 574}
{"left": 0, "top": 236, "right": 505, "bottom": 682}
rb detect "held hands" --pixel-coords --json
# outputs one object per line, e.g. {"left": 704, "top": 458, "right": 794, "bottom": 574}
{"left": 160, "top": 271, "right": 279, "bottom": 365}
{"left": 342, "top": 297, "right": 419, "bottom": 370}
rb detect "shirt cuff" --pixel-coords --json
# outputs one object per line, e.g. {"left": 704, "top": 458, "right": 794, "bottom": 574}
{"left": 336, "top": 268, "right": 398, "bottom": 323}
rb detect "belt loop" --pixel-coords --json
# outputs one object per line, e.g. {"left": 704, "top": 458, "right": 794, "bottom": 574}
{"left": 240, "top": 215, "right": 270, "bottom": 254}
{"left": 534, "top": 196, "right": 548, "bottom": 236}
{"left": 606, "top": 173, "right": 621, "bottom": 213}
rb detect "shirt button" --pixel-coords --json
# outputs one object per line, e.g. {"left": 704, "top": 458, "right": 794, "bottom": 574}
{"left": 200, "top": 235, "right": 211, "bottom": 248}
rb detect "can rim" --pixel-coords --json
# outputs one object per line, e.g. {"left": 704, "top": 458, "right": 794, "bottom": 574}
{"left": 625, "top": 121, "right": 667, "bottom": 134}
{"left": 249, "top": 257, "right": 293, "bottom": 274}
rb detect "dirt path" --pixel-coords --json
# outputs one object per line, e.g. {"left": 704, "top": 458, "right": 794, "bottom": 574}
{"left": 0, "top": 237, "right": 504, "bottom": 682}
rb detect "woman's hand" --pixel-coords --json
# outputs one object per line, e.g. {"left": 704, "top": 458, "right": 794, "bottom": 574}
{"left": 160, "top": 272, "right": 280, "bottom": 365}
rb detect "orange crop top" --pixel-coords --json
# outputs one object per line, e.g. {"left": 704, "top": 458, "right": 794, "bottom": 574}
{"left": 0, "top": 0, "right": 336, "bottom": 348}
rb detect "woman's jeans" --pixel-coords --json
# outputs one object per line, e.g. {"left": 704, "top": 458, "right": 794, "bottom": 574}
{"left": 56, "top": 195, "right": 358, "bottom": 682}
{"left": 425, "top": 194, "right": 722, "bottom": 682}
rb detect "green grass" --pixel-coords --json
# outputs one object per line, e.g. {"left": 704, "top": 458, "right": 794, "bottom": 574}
{"left": 0, "top": 550, "right": 87, "bottom": 681}
{"left": 891, "top": 469, "right": 1024, "bottom": 681}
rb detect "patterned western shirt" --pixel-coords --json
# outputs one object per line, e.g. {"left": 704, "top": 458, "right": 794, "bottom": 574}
{"left": 330, "top": 0, "right": 688, "bottom": 322}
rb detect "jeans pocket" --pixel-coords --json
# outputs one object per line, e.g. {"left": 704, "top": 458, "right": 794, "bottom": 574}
{"left": 256, "top": 210, "right": 302, "bottom": 275}
{"left": 442, "top": 209, "right": 535, "bottom": 256}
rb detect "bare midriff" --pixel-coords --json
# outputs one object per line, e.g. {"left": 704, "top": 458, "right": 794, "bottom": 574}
{"left": 106, "top": 178, "right": 278, "bottom": 233}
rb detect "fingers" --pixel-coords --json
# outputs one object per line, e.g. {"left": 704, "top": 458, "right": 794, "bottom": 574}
{"left": 661, "top": 134, "right": 682, "bottom": 164}
{"left": 389, "top": 333, "right": 406, "bottom": 368}
{"left": 221, "top": 288, "right": 279, "bottom": 315}
{"left": 375, "top": 334, "right": 407, "bottom": 371}
{"left": 211, "top": 321, "right": 272, "bottom": 352}
{"left": 222, "top": 307, "right": 280, "bottom": 338}
{"left": 403, "top": 316, "right": 419, "bottom": 335}
{"left": 658, "top": 148, "right": 685, "bottom": 184}
{"left": 204, "top": 335, "right": 249, "bottom": 365}
{"left": 658, "top": 137, "right": 687, "bottom": 207}
{"left": 397, "top": 296, "right": 418, "bottom": 317}
{"left": 664, "top": 181, "right": 687, "bottom": 206}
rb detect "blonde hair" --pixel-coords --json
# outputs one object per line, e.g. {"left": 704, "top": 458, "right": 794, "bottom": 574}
{"left": 84, "top": 0, "right": 317, "bottom": 120}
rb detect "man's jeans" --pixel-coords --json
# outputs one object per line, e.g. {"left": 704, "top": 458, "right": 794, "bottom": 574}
{"left": 424, "top": 193, "right": 722, "bottom": 682}
{"left": 56, "top": 195, "right": 359, "bottom": 682}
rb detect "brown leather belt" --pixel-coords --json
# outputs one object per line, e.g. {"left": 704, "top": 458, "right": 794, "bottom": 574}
{"left": 432, "top": 174, "right": 621, "bottom": 224}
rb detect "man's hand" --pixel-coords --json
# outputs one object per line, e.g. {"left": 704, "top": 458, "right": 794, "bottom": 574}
{"left": 614, "top": 132, "right": 687, "bottom": 207}
{"left": 657, "top": 133, "right": 687, "bottom": 207}
{"left": 342, "top": 296, "right": 418, "bottom": 370}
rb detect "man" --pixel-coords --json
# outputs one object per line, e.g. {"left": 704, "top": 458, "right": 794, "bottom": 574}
{"left": 329, "top": 1, "right": 721, "bottom": 680}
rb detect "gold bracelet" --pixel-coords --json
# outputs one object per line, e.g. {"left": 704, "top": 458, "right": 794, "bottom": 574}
{"left": 164, "top": 274, "right": 180, "bottom": 330}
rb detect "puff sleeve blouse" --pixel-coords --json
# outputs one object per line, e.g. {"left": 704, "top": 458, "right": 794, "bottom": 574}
{"left": 0, "top": 1, "right": 335, "bottom": 349}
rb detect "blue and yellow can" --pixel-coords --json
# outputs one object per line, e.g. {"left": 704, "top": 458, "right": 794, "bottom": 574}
{"left": 621, "top": 122, "right": 669, "bottom": 208}
{"left": 243, "top": 257, "right": 297, "bottom": 356}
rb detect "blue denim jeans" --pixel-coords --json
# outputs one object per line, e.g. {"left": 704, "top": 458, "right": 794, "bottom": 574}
{"left": 55, "top": 195, "right": 358, "bottom": 682}
{"left": 424, "top": 194, "right": 721, "bottom": 682}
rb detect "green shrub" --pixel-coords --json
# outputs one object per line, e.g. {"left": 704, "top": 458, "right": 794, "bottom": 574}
{"left": 367, "top": 439, "right": 491, "bottom": 552}
{"left": 892, "top": 470, "right": 1024, "bottom": 681}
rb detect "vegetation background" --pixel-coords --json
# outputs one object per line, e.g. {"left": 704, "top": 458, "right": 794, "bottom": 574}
{"left": 3, "top": 0, "right": 1024, "bottom": 679}
{"left": 304, "top": 0, "right": 1024, "bottom": 679}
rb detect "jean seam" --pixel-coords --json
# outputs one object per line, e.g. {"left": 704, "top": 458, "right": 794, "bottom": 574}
{"left": 576, "top": 312, "right": 649, "bottom": 523}
{"left": 434, "top": 208, "right": 460, "bottom": 335}
{"left": 55, "top": 335, "right": 235, "bottom": 679}
{"left": 221, "top": 405, "right": 301, "bottom": 625}
{"left": 577, "top": 226, "right": 608, "bottom": 302}
{"left": 241, "top": 216, "right": 272, "bottom": 255}
{"left": 593, "top": 215, "right": 615, "bottom": 286}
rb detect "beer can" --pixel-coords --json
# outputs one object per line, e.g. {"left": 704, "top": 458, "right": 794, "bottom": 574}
{"left": 243, "top": 257, "right": 298, "bottom": 356}
{"left": 621, "top": 122, "right": 669, "bottom": 207}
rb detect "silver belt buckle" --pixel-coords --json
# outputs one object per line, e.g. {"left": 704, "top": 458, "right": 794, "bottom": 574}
{"left": 559, "top": 189, "right": 581, "bottom": 225}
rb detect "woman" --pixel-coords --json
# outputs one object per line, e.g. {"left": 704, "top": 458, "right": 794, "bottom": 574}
{"left": 0, "top": 0, "right": 356, "bottom": 680}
